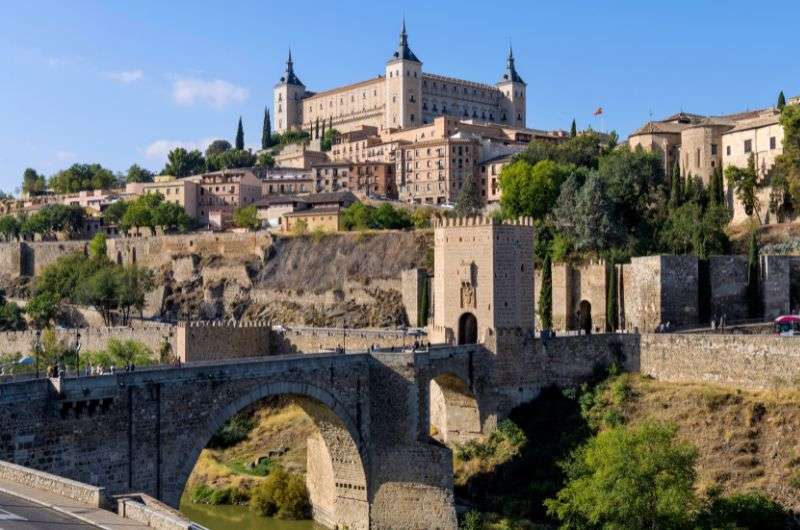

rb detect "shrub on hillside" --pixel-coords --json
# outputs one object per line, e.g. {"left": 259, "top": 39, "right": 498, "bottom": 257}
{"left": 249, "top": 466, "right": 309, "bottom": 519}
{"left": 208, "top": 411, "right": 255, "bottom": 449}
{"left": 695, "top": 492, "right": 788, "bottom": 530}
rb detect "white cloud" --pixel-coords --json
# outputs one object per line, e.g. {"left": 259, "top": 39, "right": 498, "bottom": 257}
{"left": 105, "top": 69, "right": 144, "bottom": 84}
{"left": 143, "top": 138, "right": 215, "bottom": 160}
{"left": 55, "top": 150, "right": 76, "bottom": 161}
{"left": 171, "top": 77, "right": 249, "bottom": 109}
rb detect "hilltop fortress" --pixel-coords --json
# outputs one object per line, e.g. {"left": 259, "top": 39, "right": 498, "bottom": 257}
{"left": 274, "top": 21, "right": 527, "bottom": 134}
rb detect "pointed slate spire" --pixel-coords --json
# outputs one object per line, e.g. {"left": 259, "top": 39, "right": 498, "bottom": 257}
{"left": 279, "top": 48, "right": 304, "bottom": 86}
{"left": 499, "top": 43, "right": 524, "bottom": 84}
{"left": 389, "top": 18, "right": 420, "bottom": 62}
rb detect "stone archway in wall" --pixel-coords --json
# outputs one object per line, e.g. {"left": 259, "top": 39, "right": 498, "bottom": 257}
{"left": 458, "top": 312, "right": 478, "bottom": 345}
{"left": 429, "top": 373, "right": 482, "bottom": 445}
{"left": 578, "top": 300, "right": 592, "bottom": 334}
{"left": 172, "top": 383, "right": 369, "bottom": 530}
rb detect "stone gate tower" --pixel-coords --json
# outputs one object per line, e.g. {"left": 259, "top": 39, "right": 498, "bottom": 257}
{"left": 430, "top": 216, "right": 535, "bottom": 346}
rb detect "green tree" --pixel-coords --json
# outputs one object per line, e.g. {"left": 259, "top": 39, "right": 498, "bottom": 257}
{"left": 116, "top": 266, "right": 154, "bottom": 324}
{"left": 249, "top": 466, "right": 309, "bottom": 519}
{"left": 103, "top": 200, "right": 129, "bottom": 227}
{"left": 453, "top": 175, "right": 482, "bottom": 216}
{"left": 538, "top": 253, "right": 553, "bottom": 330}
{"left": 206, "top": 149, "right": 256, "bottom": 171}
{"left": 233, "top": 205, "right": 260, "bottom": 231}
{"left": 545, "top": 422, "right": 699, "bottom": 530}
{"left": 341, "top": 202, "right": 374, "bottom": 230}
{"left": 255, "top": 151, "right": 275, "bottom": 168}
{"left": 78, "top": 267, "right": 120, "bottom": 325}
{"left": 49, "top": 163, "right": 116, "bottom": 193}
{"left": 554, "top": 171, "right": 623, "bottom": 254}
{"left": 570, "top": 118, "right": 577, "bottom": 138}
{"left": 205, "top": 139, "right": 232, "bottom": 158}
{"left": 22, "top": 168, "right": 47, "bottom": 196}
{"left": 102, "top": 338, "right": 154, "bottom": 367}
{"left": 746, "top": 231, "right": 761, "bottom": 319}
{"left": 775, "top": 103, "right": 800, "bottom": 209}
{"left": 418, "top": 276, "right": 429, "bottom": 327}
{"left": 162, "top": 148, "right": 205, "bottom": 177}
{"left": 606, "top": 264, "right": 618, "bottom": 331}
{"left": 777, "top": 90, "right": 786, "bottom": 112}
{"left": 26, "top": 292, "right": 60, "bottom": 328}
{"left": 0, "top": 215, "right": 21, "bottom": 241}
{"left": 125, "top": 164, "right": 154, "bottom": 183}
{"left": 499, "top": 160, "right": 570, "bottom": 219}
{"left": 0, "top": 291, "right": 24, "bottom": 331}
{"left": 709, "top": 165, "right": 724, "bottom": 206}
{"left": 262, "top": 107, "right": 273, "bottom": 150}
{"left": 725, "top": 153, "right": 759, "bottom": 217}
{"left": 669, "top": 159, "right": 683, "bottom": 209}
{"left": 660, "top": 202, "right": 729, "bottom": 258}
{"left": 320, "top": 127, "right": 339, "bottom": 152}
{"left": 235, "top": 117, "right": 245, "bottom": 150}
{"left": 88, "top": 232, "right": 107, "bottom": 261}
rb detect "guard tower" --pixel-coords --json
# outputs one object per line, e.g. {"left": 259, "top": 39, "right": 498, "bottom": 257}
{"left": 430, "top": 216, "right": 535, "bottom": 347}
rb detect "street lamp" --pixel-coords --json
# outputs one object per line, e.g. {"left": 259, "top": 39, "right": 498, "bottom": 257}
{"left": 33, "top": 329, "right": 41, "bottom": 379}
{"left": 342, "top": 322, "right": 348, "bottom": 353}
{"left": 74, "top": 330, "right": 82, "bottom": 377}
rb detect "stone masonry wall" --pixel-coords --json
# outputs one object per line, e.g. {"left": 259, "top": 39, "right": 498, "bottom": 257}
{"left": 709, "top": 255, "right": 748, "bottom": 321}
{"left": 639, "top": 333, "right": 800, "bottom": 391}
{"left": 0, "top": 460, "right": 107, "bottom": 508}
{"left": 659, "top": 255, "right": 699, "bottom": 326}
{"left": 271, "top": 327, "right": 413, "bottom": 354}
{"left": 175, "top": 321, "right": 270, "bottom": 362}
{"left": 0, "top": 324, "right": 175, "bottom": 356}
{"left": 761, "top": 255, "right": 792, "bottom": 319}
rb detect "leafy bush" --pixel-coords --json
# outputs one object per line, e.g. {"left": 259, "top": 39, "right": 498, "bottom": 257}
{"left": 340, "top": 202, "right": 413, "bottom": 231}
{"left": 695, "top": 492, "right": 788, "bottom": 530}
{"left": 191, "top": 485, "right": 249, "bottom": 505}
{"left": 208, "top": 412, "right": 255, "bottom": 449}
{"left": 545, "top": 422, "right": 699, "bottom": 530}
{"left": 249, "top": 466, "right": 310, "bottom": 519}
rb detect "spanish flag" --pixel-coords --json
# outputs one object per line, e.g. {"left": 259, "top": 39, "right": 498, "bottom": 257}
{"left": 593, "top": 107, "right": 604, "bottom": 116}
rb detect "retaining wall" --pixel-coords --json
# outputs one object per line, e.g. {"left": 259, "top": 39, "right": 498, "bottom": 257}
{"left": 0, "top": 324, "right": 175, "bottom": 356}
{"left": 0, "top": 459, "right": 107, "bottom": 508}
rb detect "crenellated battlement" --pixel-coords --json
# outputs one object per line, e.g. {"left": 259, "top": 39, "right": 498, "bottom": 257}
{"left": 432, "top": 216, "right": 535, "bottom": 228}
{"left": 177, "top": 319, "right": 270, "bottom": 329}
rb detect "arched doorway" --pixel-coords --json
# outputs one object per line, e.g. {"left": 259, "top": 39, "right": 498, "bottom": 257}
{"left": 458, "top": 312, "right": 477, "bottom": 345}
{"left": 429, "top": 373, "right": 482, "bottom": 445}
{"left": 578, "top": 300, "right": 592, "bottom": 335}
{"left": 176, "top": 384, "right": 369, "bottom": 530}
{"left": 116, "top": 251, "right": 123, "bottom": 265}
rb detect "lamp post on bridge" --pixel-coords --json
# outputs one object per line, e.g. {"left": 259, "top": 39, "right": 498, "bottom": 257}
{"left": 74, "top": 330, "right": 82, "bottom": 377}
{"left": 33, "top": 329, "right": 41, "bottom": 379}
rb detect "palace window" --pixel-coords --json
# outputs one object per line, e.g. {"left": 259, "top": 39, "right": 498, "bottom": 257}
{"left": 711, "top": 144, "right": 717, "bottom": 156}
{"left": 726, "top": 145, "right": 731, "bottom": 156}
{"left": 770, "top": 136, "right": 777, "bottom": 150}
{"left": 744, "top": 139, "right": 752, "bottom": 153}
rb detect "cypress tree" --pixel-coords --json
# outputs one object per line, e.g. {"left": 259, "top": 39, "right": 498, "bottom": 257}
{"left": 261, "top": 108, "right": 272, "bottom": 150}
{"left": 570, "top": 119, "right": 577, "bottom": 138}
{"left": 538, "top": 254, "right": 553, "bottom": 330}
{"left": 235, "top": 117, "right": 244, "bottom": 150}
{"left": 606, "top": 263, "right": 618, "bottom": 332}
{"left": 746, "top": 231, "right": 762, "bottom": 319}
{"left": 418, "top": 275, "right": 430, "bottom": 327}
{"left": 710, "top": 165, "right": 724, "bottom": 206}
{"left": 778, "top": 91, "right": 786, "bottom": 112}
{"left": 669, "top": 159, "right": 683, "bottom": 209}
{"left": 320, "top": 117, "right": 326, "bottom": 140}
{"left": 314, "top": 117, "right": 320, "bottom": 140}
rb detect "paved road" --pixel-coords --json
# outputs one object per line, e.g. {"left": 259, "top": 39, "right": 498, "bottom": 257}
{"left": 0, "top": 491, "right": 99, "bottom": 529}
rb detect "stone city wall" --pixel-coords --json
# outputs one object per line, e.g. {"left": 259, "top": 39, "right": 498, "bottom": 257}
{"left": 709, "top": 255, "right": 748, "bottom": 321}
{"left": 638, "top": 332, "right": 800, "bottom": 391}
{"left": 761, "top": 255, "right": 792, "bottom": 319}
{"left": 176, "top": 321, "right": 270, "bottom": 362}
{"left": 271, "top": 326, "right": 414, "bottom": 354}
{"left": 0, "top": 231, "right": 273, "bottom": 280}
{"left": 249, "top": 278, "right": 401, "bottom": 308}
{"left": 0, "top": 459, "right": 108, "bottom": 508}
{"left": 0, "top": 324, "right": 175, "bottom": 356}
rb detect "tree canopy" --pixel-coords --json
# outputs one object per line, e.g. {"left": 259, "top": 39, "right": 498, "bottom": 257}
{"left": 49, "top": 163, "right": 116, "bottom": 194}
{"left": 162, "top": 148, "right": 206, "bottom": 177}
{"left": 125, "top": 164, "right": 154, "bottom": 183}
{"left": 22, "top": 168, "right": 47, "bottom": 196}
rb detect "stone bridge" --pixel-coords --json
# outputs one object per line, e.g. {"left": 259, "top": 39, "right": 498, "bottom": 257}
{"left": 0, "top": 334, "right": 637, "bottom": 530}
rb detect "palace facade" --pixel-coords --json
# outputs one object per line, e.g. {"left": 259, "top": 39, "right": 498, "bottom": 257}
{"left": 273, "top": 22, "right": 527, "bottom": 134}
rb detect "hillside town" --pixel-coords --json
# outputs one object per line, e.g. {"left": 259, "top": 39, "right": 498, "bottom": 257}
{"left": 2, "top": 11, "right": 800, "bottom": 530}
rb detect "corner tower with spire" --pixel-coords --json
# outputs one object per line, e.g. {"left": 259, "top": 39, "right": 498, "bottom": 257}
{"left": 496, "top": 45, "right": 527, "bottom": 125}
{"left": 273, "top": 49, "right": 306, "bottom": 132}
{"left": 384, "top": 19, "right": 422, "bottom": 130}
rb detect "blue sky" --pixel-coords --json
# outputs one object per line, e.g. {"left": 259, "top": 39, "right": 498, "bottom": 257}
{"left": 1, "top": 0, "right": 797, "bottom": 194}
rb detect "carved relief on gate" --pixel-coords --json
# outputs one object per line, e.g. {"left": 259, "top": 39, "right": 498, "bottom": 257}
{"left": 459, "top": 260, "right": 477, "bottom": 309}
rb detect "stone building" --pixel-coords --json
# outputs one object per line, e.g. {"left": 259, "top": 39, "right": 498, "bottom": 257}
{"left": 430, "top": 216, "right": 535, "bottom": 345}
{"left": 255, "top": 166, "right": 314, "bottom": 196}
{"left": 273, "top": 22, "right": 527, "bottom": 134}
{"left": 311, "top": 161, "right": 396, "bottom": 199}
{"left": 191, "top": 170, "right": 263, "bottom": 229}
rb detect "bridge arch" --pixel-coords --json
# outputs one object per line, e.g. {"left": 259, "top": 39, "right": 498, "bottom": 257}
{"left": 429, "top": 372, "right": 482, "bottom": 445}
{"left": 171, "top": 381, "right": 369, "bottom": 530}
